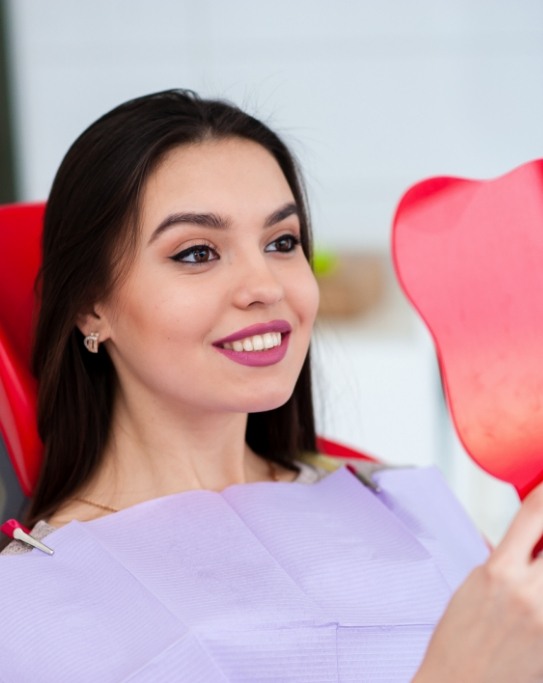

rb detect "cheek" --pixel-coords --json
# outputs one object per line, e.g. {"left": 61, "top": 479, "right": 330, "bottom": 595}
{"left": 292, "top": 268, "right": 320, "bottom": 328}
{"left": 115, "top": 276, "right": 213, "bottom": 342}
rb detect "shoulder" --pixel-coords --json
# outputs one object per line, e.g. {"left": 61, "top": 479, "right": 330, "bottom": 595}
{"left": 295, "top": 451, "right": 391, "bottom": 489}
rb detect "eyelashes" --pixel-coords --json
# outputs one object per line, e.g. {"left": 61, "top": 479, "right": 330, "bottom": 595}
{"left": 171, "top": 244, "right": 218, "bottom": 264}
{"left": 171, "top": 234, "right": 301, "bottom": 264}
{"left": 264, "top": 234, "right": 300, "bottom": 253}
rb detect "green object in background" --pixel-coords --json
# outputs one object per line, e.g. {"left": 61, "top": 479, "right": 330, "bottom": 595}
{"left": 313, "top": 249, "right": 339, "bottom": 277}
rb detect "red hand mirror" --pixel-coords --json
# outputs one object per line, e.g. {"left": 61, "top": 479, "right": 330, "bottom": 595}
{"left": 392, "top": 159, "right": 543, "bottom": 500}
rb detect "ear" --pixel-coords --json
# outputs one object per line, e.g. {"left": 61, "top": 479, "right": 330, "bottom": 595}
{"left": 76, "top": 303, "right": 113, "bottom": 342}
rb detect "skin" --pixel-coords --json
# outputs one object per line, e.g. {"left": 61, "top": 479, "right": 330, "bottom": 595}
{"left": 50, "top": 136, "right": 543, "bottom": 681}
{"left": 51, "top": 137, "right": 319, "bottom": 523}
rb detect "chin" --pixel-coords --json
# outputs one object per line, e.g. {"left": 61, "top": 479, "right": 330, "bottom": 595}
{"left": 239, "top": 387, "right": 296, "bottom": 414}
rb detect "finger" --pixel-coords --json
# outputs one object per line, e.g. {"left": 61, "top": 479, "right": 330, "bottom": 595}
{"left": 493, "top": 482, "right": 543, "bottom": 565}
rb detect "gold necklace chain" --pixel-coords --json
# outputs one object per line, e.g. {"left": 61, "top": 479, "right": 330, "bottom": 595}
{"left": 74, "top": 497, "right": 119, "bottom": 513}
{"left": 74, "top": 460, "right": 280, "bottom": 514}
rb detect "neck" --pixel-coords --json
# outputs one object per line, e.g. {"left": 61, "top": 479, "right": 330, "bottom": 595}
{"left": 75, "top": 391, "right": 281, "bottom": 511}
{"left": 47, "top": 383, "right": 298, "bottom": 528}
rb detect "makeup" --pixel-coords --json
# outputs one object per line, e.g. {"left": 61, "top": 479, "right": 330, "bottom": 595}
{"left": 213, "top": 320, "right": 291, "bottom": 367}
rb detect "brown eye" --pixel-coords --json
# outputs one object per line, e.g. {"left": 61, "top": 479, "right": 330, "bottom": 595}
{"left": 172, "top": 245, "right": 219, "bottom": 263}
{"left": 265, "top": 234, "right": 300, "bottom": 253}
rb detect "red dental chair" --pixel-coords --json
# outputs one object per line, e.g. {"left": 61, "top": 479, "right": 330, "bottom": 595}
{"left": 0, "top": 202, "right": 376, "bottom": 521}
{"left": 0, "top": 202, "right": 44, "bottom": 519}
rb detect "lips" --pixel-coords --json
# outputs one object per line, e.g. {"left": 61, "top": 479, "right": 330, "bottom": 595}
{"left": 212, "top": 320, "right": 292, "bottom": 367}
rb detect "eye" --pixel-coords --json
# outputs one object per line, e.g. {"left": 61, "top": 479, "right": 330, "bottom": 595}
{"left": 265, "top": 234, "right": 301, "bottom": 254}
{"left": 171, "top": 244, "right": 219, "bottom": 264}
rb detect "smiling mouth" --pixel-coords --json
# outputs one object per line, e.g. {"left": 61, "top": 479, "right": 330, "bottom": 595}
{"left": 221, "top": 332, "right": 282, "bottom": 352}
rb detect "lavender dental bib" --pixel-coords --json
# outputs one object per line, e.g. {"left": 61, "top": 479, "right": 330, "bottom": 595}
{"left": 0, "top": 467, "right": 488, "bottom": 682}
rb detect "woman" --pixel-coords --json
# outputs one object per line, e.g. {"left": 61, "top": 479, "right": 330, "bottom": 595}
{"left": 1, "top": 90, "right": 543, "bottom": 682}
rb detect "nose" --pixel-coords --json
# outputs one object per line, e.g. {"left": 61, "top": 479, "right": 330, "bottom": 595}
{"left": 231, "top": 252, "right": 284, "bottom": 309}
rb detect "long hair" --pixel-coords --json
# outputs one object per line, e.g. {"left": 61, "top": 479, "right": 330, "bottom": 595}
{"left": 28, "top": 89, "right": 317, "bottom": 525}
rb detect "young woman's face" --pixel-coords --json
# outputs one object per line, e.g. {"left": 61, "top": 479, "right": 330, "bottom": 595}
{"left": 95, "top": 137, "right": 320, "bottom": 416}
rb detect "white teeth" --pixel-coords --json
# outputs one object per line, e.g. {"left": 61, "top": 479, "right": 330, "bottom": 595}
{"left": 222, "top": 332, "right": 283, "bottom": 352}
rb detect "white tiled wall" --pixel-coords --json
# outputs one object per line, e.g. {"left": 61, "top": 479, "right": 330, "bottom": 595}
{"left": 5, "top": 0, "right": 541, "bottom": 541}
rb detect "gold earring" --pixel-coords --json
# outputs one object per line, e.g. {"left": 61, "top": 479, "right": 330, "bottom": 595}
{"left": 83, "top": 332, "right": 100, "bottom": 353}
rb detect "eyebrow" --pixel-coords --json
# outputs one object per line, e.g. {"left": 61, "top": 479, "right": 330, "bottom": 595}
{"left": 148, "top": 202, "right": 299, "bottom": 244}
{"left": 264, "top": 202, "right": 299, "bottom": 228}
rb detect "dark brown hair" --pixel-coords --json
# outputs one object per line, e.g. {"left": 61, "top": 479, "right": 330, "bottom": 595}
{"left": 28, "top": 89, "right": 317, "bottom": 524}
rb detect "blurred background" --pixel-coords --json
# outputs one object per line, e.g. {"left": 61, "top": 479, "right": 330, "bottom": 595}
{"left": 2, "top": 0, "right": 543, "bottom": 542}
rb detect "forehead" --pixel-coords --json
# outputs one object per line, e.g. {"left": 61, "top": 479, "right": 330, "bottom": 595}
{"left": 139, "top": 137, "right": 295, "bottom": 230}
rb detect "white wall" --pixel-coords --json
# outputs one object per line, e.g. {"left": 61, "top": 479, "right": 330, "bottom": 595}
{"left": 7, "top": 0, "right": 543, "bottom": 251}
{"left": 6, "top": 0, "right": 541, "bottom": 541}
